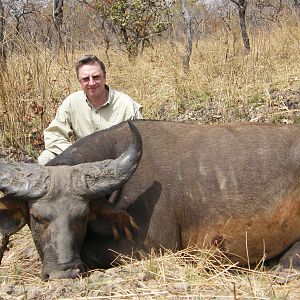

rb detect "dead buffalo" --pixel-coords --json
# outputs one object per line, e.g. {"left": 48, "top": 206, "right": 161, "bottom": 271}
{"left": 1, "top": 120, "right": 300, "bottom": 281}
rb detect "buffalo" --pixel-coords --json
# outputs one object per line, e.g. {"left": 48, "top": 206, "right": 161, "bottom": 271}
{"left": 1, "top": 120, "right": 300, "bottom": 281}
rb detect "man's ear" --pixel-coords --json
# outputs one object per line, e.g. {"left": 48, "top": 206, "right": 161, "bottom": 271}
{"left": 0, "top": 196, "right": 28, "bottom": 235}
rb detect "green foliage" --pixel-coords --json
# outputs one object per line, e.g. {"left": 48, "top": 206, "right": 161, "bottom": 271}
{"left": 192, "top": 91, "right": 213, "bottom": 109}
{"left": 248, "top": 92, "right": 266, "bottom": 107}
{"left": 96, "top": 0, "right": 171, "bottom": 60}
{"left": 292, "top": 116, "right": 300, "bottom": 124}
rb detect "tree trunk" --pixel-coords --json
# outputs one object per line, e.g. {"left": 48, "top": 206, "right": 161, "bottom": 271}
{"left": 237, "top": 0, "right": 250, "bottom": 52}
{"left": 52, "top": 0, "right": 64, "bottom": 59}
{"left": 230, "top": 0, "right": 250, "bottom": 52}
{"left": 180, "top": 0, "right": 193, "bottom": 74}
{"left": 0, "top": 0, "right": 6, "bottom": 66}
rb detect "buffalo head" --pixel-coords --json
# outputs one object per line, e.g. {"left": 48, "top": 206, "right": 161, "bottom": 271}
{"left": 0, "top": 121, "right": 142, "bottom": 280}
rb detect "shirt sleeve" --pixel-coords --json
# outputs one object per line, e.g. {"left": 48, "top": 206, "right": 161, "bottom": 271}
{"left": 43, "top": 99, "right": 74, "bottom": 155}
{"left": 132, "top": 100, "right": 143, "bottom": 119}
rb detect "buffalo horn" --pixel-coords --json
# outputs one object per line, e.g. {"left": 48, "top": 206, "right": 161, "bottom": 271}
{"left": 0, "top": 161, "right": 48, "bottom": 198}
{"left": 76, "top": 121, "right": 142, "bottom": 196}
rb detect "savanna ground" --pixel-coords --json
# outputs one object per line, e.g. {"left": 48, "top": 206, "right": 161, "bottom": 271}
{"left": 1, "top": 20, "right": 300, "bottom": 299}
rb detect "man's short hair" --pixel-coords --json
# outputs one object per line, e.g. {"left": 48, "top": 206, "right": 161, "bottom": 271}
{"left": 75, "top": 55, "right": 106, "bottom": 78}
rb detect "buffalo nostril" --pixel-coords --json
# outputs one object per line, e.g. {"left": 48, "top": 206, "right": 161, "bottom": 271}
{"left": 48, "top": 268, "right": 82, "bottom": 280}
{"left": 43, "top": 261, "right": 85, "bottom": 280}
{"left": 70, "top": 268, "right": 81, "bottom": 277}
{"left": 41, "top": 273, "right": 50, "bottom": 282}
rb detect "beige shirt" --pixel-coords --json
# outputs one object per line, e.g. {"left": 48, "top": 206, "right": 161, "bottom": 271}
{"left": 43, "top": 86, "right": 143, "bottom": 155}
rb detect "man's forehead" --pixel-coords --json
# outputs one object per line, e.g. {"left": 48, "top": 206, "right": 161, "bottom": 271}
{"left": 79, "top": 63, "right": 102, "bottom": 76}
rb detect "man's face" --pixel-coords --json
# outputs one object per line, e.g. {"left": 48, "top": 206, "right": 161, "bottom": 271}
{"left": 78, "top": 63, "right": 106, "bottom": 100}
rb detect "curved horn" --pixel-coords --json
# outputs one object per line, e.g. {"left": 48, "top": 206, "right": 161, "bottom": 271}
{"left": 0, "top": 161, "right": 49, "bottom": 198}
{"left": 75, "top": 120, "right": 142, "bottom": 196}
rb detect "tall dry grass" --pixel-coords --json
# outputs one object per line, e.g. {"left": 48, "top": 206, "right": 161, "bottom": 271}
{"left": 1, "top": 19, "right": 300, "bottom": 157}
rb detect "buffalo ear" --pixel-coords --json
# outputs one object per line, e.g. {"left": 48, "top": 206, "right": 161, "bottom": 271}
{"left": 0, "top": 195, "right": 28, "bottom": 263}
{"left": 0, "top": 196, "right": 27, "bottom": 235}
{"left": 88, "top": 200, "right": 138, "bottom": 240}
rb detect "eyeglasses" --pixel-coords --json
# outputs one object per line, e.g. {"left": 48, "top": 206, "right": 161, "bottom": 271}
{"left": 80, "top": 75, "right": 101, "bottom": 84}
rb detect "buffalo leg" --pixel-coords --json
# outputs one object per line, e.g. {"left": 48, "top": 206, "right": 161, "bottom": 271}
{"left": 274, "top": 241, "right": 300, "bottom": 283}
{"left": 0, "top": 233, "right": 9, "bottom": 263}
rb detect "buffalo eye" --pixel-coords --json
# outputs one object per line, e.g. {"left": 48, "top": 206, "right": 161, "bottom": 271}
{"left": 30, "top": 212, "right": 50, "bottom": 225}
{"left": 71, "top": 215, "right": 88, "bottom": 231}
{"left": 72, "top": 215, "right": 86, "bottom": 224}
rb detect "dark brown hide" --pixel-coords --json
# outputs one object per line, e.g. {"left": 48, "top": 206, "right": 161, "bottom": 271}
{"left": 50, "top": 120, "right": 300, "bottom": 281}
{"left": 2, "top": 120, "right": 300, "bottom": 281}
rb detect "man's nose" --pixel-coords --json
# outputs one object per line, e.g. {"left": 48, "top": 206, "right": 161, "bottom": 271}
{"left": 88, "top": 76, "right": 96, "bottom": 85}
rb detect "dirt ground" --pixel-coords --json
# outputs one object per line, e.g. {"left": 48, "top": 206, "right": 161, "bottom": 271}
{"left": 2, "top": 225, "right": 300, "bottom": 300}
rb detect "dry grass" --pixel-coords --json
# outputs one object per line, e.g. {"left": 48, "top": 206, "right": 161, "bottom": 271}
{"left": 0, "top": 226, "right": 298, "bottom": 299}
{"left": 1, "top": 20, "right": 300, "bottom": 157}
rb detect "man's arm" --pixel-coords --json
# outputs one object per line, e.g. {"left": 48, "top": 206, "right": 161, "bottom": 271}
{"left": 38, "top": 100, "right": 74, "bottom": 165}
{"left": 130, "top": 99, "right": 143, "bottom": 119}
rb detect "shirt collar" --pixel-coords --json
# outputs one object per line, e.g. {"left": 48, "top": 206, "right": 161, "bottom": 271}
{"left": 85, "top": 85, "right": 111, "bottom": 109}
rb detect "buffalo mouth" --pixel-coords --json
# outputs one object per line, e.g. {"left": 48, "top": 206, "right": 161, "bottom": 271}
{"left": 41, "top": 260, "right": 86, "bottom": 281}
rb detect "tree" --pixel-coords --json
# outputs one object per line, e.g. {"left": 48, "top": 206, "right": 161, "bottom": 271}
{"left": 254, "top": 0, "right": 283, "bottom": 24}
{"left": 52, "top": 0, "right": 63, "bottom": 58}
{"left": 5, "top": 0, "right": 37, "bottom": 35}
{"left": 180, "top": 0, "right": 193, "bottom": 74}
{"left": 83, "top": 0, "right": 171, "bottom": 60}
{"left": 229, "top": 0, "right": 250, "bottom": 52}
{"left": 2, "top": 0, "right": 49, "bottom": 53}
{"left": 0, "top": 0, "right": 5, "bottom": 65}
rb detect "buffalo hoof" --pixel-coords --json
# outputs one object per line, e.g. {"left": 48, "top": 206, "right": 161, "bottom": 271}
{"left": 271, "top": 241, "right": 300, "bottom": 283}
{"left": 272, "top": 265, "right": 300, "bottom": 284}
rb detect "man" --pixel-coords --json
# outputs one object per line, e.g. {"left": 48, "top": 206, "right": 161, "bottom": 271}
{"left": 38, "top": 55, "right": 143, "bottom": 165}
